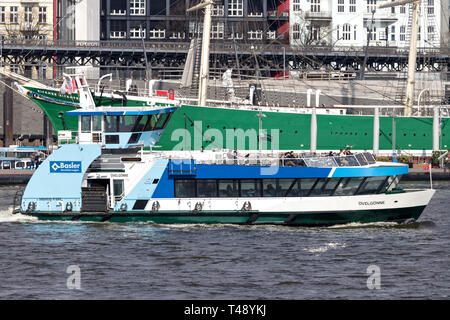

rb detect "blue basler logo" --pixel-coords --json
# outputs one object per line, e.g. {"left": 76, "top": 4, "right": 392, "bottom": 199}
{"left": 50, "top": 161, "right": 82, "bottom": 173}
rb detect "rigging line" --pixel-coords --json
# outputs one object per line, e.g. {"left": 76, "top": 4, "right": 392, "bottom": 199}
{"left": 0, "top": 79, "right": 44, "bottom": 114}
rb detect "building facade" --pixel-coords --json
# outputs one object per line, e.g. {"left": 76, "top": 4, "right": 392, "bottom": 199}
{"left": 56, "top": 0, "right": 100, "bottom": 42}
{"left": 0, "top": 0, "right": 55, "bottom": 78}
{"left": 100, "top": 0, "right": 290, "bottom": 43}
{"left": 0, "top": 0, "right": 54, "bottom": 41}
{"left": 290, "top": 0, "right": 444, "bottom": 49}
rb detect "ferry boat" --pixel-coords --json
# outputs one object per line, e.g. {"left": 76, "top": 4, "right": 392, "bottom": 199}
{"left": 14, "top": 103, "right": 435, "bottom": 226}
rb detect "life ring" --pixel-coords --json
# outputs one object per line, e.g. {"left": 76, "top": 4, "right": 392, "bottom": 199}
{"left": 120, "top": 203, "right": 128, "bottom": 211}
{"left": 65, "top": 202, "right": 73, "bottom": 212}
{"left": 26, "top": 202, "right": 36, "bottom": 212}
{"left": 151, "top": 201, "right": 160, "bottom": 212}
{"left": 194, "top": 202, "right": 203, "bottom": 212}
{"left": 241, "top": 201, "right": 252, "bottom": 211}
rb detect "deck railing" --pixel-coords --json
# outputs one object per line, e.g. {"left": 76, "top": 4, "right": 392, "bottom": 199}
{"left": 165, "top": 152, "right": 377, "bottom": 168}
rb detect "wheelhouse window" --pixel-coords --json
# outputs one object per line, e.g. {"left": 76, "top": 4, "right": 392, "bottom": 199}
{"left": 104, "top": 113, "right": 172, "bottom": 133}
{"left": 93, "top": 115, "right": 102, "bottom": 131}
{"left": 81, "top": 116, "right": 91, "bottom": 132}
{"left": 154, "top": 113, "right": 171, "bottom": 130}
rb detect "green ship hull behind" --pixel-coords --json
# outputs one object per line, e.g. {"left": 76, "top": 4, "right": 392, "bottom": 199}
{"left": 26, "top": 87, "right": 450, "bottom": 152}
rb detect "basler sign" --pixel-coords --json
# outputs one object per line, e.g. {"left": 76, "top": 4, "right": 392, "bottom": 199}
{"left": 50, "top": 161, "right": 82, "bottom": 173}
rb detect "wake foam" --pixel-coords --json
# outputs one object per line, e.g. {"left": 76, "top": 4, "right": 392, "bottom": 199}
{"left": 304, "top": 242, "right": 347, "bottom": 254}
{"left": 0, "top": 207, "right": 37, "bottom": 223}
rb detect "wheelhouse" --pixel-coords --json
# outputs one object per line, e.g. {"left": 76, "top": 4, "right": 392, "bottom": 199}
{"left": 65, "top": 106, "right": 176, "bottom": 149}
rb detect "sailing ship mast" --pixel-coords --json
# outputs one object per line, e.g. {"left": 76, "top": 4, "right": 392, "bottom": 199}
{"left": 379, "top": 0, "right": 421, "bottom": 116}
{"left": 187, "top": 0, "right": 214, "bottom": 107}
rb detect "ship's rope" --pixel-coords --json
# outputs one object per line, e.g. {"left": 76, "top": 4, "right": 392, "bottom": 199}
{"left": 0, "top": 78, "right": 44, "bottom": 115}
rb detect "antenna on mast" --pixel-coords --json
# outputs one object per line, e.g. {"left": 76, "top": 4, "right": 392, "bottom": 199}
{"left": 187, "top": 0, "right": 215, "bottom": 107}
{"left": 378, "top": 0, "right": 421, "bottom": 116}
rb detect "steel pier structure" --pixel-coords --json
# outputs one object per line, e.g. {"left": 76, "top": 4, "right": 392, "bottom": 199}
{"left": 1, "top": 40, "right": 449, "bottom": 77}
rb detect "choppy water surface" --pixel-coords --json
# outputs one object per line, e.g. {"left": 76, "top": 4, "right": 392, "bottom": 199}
{"left": 0, "top": 182, "right": 449, "bottom": 299}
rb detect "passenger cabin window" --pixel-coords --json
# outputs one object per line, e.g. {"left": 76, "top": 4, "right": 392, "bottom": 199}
{"left": 175, "top": 180, "right": 196, "bottom": 198}
{"left": 356, "top": 176, "right": 387, "bottom": 195}
{"left": 173, "top": 177, "right": 400, "bottom": 198}
{"left": 218, "top": 180, "right": 239, "bottom": 197}
{"left": 240, "top": 179, "right": 261, "bottom": 197}
{"left": 331, "top": 177, "right": 364, "bottom": 196}
{"left": 197, "top": 180, "right": 217, "bottom": 197}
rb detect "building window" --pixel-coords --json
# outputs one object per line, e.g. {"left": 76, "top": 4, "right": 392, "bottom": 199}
{"left": 379, "top": 29, "right": 386, "bottom": 41}
{"left": 149, "top": 29, "right": 165, "bottom": 39}
{"left": 24, "top": 6, "right": 33, "bottom": 23}
{"left": 293, "top": 0, "right": 302, "bottom": 12}
{"left": 367, "top": 0, "right": 377, "bottom": 13}
{"left": 248, "top": 30, "right": 263, "bottom": 40}
{"left": 267, "top": 30, "right": 276, "bottom": 39}
{"left": 0, "top": 7, "right": 5, "bottom": 23}
{"left": 10, "top": 6, "right": 18, "bottom": 23}
{"left": 400, "top": 25, "right": 406, "bottom": 41}
{"left": 427, "top": 0, "right": 434, "bottom": 14}
{"left": 39, "top": 7, "right": 47, "bottom": 24}
{"left": 311, "top": 0, "right": 321, "bottom": 12}
{"left": 338, "top": 0, "right": 344, "bottom": 13}
{"left": 349, "top": 0, "right": 356, "bottom": 12}
{"left": 211, "top": 22, "right": 224, "bottom": 39}
{"left": 228, "top": 0, "right": 243, "bottom": 17}
{"left": 129, "top": 27, "right": 146, "bottom": 39}
{"left": 367, "top": 27, "right": 376, "bottom": 40}
{"left": 130, "top": 0, "right": 145, "bottom": 15}
{"left": 391, "top": 26, "right": 396, "bottom": 41}
{"left": 427, "top": 25, "right": 435, "bottom": 41}
{"left": 110, "top": 31, "right": 126, "bottom": 39}
{"left": 293, "top": 23, "right": 301, "bottom": 40}
{"left": 212, "top": 4, "right": 224, "bottom": 16}
{"left": 342, "top": 24, "right": 351, "bottom": 40}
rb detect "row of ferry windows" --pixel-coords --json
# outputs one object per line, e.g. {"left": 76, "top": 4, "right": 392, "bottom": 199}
{"left": 174, "top": 176, "right": 400, "bottom": 198}
{"left": 80, "top": 114, "right": 171, "bottom": 133}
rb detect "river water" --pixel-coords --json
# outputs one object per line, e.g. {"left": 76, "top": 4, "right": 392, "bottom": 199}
{"left": 0, "top": 182, "right": 449, "bottom": 300}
